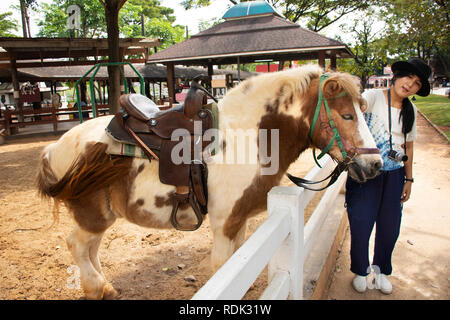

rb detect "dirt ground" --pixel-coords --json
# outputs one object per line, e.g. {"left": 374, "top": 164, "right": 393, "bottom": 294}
{"left": 0, "top": 133, "right": 320, "bottom": 300}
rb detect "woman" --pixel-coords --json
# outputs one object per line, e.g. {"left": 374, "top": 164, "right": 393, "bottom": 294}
{"left": 346, "top": 57, "right": 432, "bottom": 294}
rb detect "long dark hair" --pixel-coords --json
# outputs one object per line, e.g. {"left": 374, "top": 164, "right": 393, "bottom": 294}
{"left": 392, "top": 70, "right": 416, "bottom": 134}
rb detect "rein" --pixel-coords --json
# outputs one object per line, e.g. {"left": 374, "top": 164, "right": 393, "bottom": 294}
{"left": 287, "top": 74, "right": 378, "bottom": 191}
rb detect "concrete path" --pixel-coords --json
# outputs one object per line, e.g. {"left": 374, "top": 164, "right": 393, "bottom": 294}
{"left": 325, "top": 113, "right": 450, "bottom": 300}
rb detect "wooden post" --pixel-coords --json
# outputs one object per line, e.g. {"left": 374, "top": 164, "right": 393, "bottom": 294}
{"left": 267, "top": 186, "right": 304, "bottom": 300}
{"left": 9, "top": 57, "right": 23, "bottom": 123}
{"left": 237, "top": 56, "right": 241, "bottom": 82}
{"left": 166, "top": 62, "right": 175, "bottom": 103}
{"left": 318, "top": 51, "right": 325, "bottom": 69}
{"left": 51, "top": 107, "right": 57, "bottom": 132}
{"left": 207, "top": 62, "right": 213, "bottom": 88}
{"left": 330, "top": 53, "right": 337, "bottom": 70}
{"left": 4, "top": 110, "right": 11, "bottom": 135}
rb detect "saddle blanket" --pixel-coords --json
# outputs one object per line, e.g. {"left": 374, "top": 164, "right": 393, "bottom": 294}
{"left": 106, "top": 141, "right": 148, "bottom": 159}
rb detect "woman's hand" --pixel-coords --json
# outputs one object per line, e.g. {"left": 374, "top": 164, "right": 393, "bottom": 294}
{"left": 401, "top": 181, "right": 412, "bottom": 202}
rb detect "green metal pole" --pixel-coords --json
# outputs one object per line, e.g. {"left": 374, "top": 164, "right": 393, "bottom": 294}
{"left": 75, "top": 64, "right": 97, "bottom": 123}
{"left": 127, "top": 62, "right": 145, "bottom": 95}
{"left": 89, "top": 64, "right": 102, "bottom": 118}
{"left": 75, "top": 62, "right": 146, "bottom": 123}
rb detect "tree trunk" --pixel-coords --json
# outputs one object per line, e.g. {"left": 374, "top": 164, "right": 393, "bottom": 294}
{"left": 102, "top": 0, "right": 126, "bottom": 114}
{"left": 20, "top": 0, "right": 28, "bottom": 38}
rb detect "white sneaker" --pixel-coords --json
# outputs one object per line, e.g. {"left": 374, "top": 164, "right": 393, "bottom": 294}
{"left": 375, "top": 273, "right": 392, "bottom": 294}
{"left": 352, "top": 275, "right": 367, "bottom": 293}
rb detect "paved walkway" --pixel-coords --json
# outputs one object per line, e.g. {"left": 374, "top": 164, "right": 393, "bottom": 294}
{"left": 326, "top": 113, "right": 450, "bottom": 300}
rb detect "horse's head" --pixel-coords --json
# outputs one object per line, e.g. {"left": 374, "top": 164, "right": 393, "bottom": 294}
{"left": 308, "top": 73, "right": 382, "bottom": 183}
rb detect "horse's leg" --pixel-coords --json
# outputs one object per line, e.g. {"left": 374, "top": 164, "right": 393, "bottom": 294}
{"left": 64, "top": 190, "right": 117, "bottom": 299}
{"left": 66, "top": 227, "right": 112, "bottom": 299}
{"left": 209, "top": 215, "right": 248, "bottom": 271}
{"left": 87, "top": 231, "right": 119, "bottom": 300}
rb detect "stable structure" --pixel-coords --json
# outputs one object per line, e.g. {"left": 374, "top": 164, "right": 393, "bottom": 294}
{"left": 147, "top": 1, "right": 353, "bottom": 100}
{"left": 0, "top": 37, "right": 161, "bottom": 114}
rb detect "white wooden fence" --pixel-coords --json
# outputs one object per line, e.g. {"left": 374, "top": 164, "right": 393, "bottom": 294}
{"left": 192, "top": 154, "right": 347, "bottom": 300}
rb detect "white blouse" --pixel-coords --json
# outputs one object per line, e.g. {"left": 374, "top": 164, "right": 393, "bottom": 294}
{"left": 362, "top": 89, "right": 417, "bottom": 171}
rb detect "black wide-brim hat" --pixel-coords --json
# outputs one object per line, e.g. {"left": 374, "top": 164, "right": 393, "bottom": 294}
{"left": 391, "top": 57, "right": 432, "bottom": 96}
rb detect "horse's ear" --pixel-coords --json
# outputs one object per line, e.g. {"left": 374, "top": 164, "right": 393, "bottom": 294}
{"left": 322, "top": 78, "right": 342, "bottom": 98}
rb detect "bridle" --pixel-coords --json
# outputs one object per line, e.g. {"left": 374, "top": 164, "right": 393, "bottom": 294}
{"left": 287, "top": 74, "right": 379, "bottom": 191}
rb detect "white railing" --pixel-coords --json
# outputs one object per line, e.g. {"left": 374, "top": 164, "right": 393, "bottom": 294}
{"left": 192, "top": 155, "right": 347, "bottom": 300}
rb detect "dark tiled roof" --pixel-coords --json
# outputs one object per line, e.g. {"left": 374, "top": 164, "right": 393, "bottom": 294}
{"left": 0, "top": 64, "right": 256, "bottom": 82}
{"left": 147, "top": 15, "right": 352, "bottom": 64}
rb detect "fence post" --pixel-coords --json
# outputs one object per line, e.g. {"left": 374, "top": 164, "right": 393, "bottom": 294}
{"left": 51, "top": 107, "right": 57, "bottom": 132}
{"left": 4, "top": 110, "right": 11, "bottom": 135}
{"left": 267, "top": 186, "right": 305, "bottom": 299}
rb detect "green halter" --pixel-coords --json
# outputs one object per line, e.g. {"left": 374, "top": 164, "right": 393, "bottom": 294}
{"left": 309, "top": 74, "right": 348, "bottom": 168}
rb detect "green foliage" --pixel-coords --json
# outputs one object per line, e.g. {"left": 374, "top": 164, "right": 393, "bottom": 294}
{"left": 36, "top": 0, "right": 106, "bottom": 37}
{"left": 145, "top": 19, "right": 185, "bottom": 49}
{"left": 378, "top": 0, "right": 449, "bottom": 78}
{"left": 336, "top": 11, "right": 389, "bottom": 88}
{"left": 0, "top": 12, "right": 19, "bottom": 37}
{"left": 413, "top": 94, "right": 450, "bottom": 139}
{"left": 34, "top": 0, "right": 183, "bottom": 49}
{"left": 180, "top": 0, "right": 213, "bottom": 10}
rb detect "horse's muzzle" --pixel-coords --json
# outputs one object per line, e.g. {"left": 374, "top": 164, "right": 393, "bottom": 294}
{"left": 348, "top": 156, "right": 382, "bottom": 183}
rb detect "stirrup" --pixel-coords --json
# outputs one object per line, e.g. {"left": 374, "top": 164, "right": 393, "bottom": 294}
{"left": 170, "top": 193, "right": 204, "bottom": 231}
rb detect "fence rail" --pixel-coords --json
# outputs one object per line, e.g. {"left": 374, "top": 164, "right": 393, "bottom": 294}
{"left": 0, "top": 105, "right": 110, "bottom": 135}
{"left": 192, "top": 154, "right": 347, "bottom": 300}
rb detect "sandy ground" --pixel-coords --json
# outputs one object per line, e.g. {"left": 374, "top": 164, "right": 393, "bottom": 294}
{"left": 326, "top": 113, "right": 450, "bottom": 300}
{"left": 0, "top": 132, "right": 319, "bottom": 300}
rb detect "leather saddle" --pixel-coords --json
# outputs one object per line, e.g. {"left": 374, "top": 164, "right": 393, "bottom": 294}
{"left": 106, "top": 84, "right": 214, "bottom": 231}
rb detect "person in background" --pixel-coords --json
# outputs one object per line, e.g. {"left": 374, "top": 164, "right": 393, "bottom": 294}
{"left": 346, "top": 57, "right": 432, "bottom": 294}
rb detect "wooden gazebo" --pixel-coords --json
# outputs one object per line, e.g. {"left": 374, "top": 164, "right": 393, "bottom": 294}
{"left": 147, "top": 1, "right": 354, "bottom": 101}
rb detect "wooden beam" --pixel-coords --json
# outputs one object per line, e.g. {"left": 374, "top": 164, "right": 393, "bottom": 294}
{"left": 0, "top": 58, "right": 147, "bottom": 69}
{"left": 0, "top": 37, "right": 161, "bottom": 49}
{"left": 0, "top": 48, "right": 147, "bottom": 61}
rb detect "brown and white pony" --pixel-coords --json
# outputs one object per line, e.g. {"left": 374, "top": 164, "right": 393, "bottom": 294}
{"left": 36, "top": 64, "right": 382, "bottom": 299}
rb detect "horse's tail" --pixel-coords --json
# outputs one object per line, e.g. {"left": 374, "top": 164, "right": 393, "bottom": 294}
{"left": 36, "top": 142, "right": 132, "bottom": 225}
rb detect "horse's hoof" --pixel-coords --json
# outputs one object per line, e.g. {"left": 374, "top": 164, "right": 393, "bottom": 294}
{"left": 103, "top": 283, "right": 120, "bottom": 300}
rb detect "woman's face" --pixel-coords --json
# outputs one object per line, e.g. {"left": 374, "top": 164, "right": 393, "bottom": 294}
{"left": 392, "top": 74, "right": 422, "bottom": 98}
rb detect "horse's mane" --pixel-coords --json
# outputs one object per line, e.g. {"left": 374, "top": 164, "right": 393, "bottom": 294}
{"left": 237, "top": 64, "right": 361, "bottom": 102}
{"left": 324, "top": 71, "right": 362, "bottom": 101}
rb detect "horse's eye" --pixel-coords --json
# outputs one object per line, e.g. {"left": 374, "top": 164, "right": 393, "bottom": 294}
{"left": 341, "top": 114, "right": 354, "bottom": 120}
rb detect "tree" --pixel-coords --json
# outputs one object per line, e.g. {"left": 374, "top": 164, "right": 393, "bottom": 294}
{"left": 378, "top": 0, "right": 449, "bottom": 77}
{"left": 36, "top": 0, "right": 180, "bottom": 47}
{"left": 0, "top": 12, "right": 19, "bottom": 37}
{"left": 336, "top": 11, "right": 389, "bottom": 88}
{"left": 119, "top": 0, "right": 184, "bottom": 50}
{"left": 19, "top": 0, "right": 37, "bottom": 38}
{"left": 36, "top": 0, "right": 106, "bottom": 38}
{"left": 98, "top": 0, "right": 127, "bottom": 114}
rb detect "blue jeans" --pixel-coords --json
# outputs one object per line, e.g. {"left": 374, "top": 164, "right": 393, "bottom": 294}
{"left": 345, "top": 167, "right": 405, "bottom": 276}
